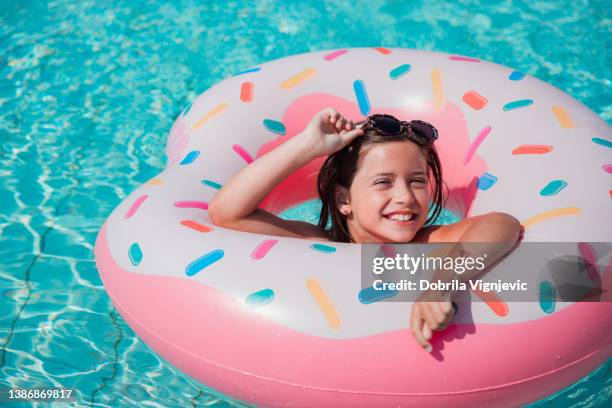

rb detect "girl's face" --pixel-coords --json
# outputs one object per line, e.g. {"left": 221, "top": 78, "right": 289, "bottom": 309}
{"left": 340, "top": 141, "right": 430, "bottom": 243}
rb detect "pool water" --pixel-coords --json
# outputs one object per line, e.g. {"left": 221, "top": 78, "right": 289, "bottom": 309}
{"left": 1, "top": 0, "right": 610, "bottom": 407}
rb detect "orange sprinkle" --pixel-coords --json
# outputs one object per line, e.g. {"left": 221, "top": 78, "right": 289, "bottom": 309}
{"left": 373, "top": 47, "right": 391, "bottom": 55}
{"left": 191, "top": 103, "right": 228, "bottom": 131}
{"left": 306, "top": 277, "right": 341, "bottom": 329}
{"left": 512, "top": 145, "right": 553, "bottom": 155}
{"left": 280, "top": 68, "right": 316, "bottom": 90}
{"left": 471, "top": 288, "right": 509, "bottom": 317}
{"left": 521, "top": 207, "right": 582, "bottom": 229}
{"left": 552, "top": 105, "right": 574, "bottom": 129}
{"left": 431, "top": 69, "right": 444, "bottom": 109}
{"left": 147, "top": 178, "right": 163, "bottom": 185}
{"left": 240, "top": 81, "right": 254, "bottom": 102}
{"left": 462, "top": 90, "right": 488, "bottom": 110}
{"left": 180, "top": 220, "right": 213, "bottom": 233}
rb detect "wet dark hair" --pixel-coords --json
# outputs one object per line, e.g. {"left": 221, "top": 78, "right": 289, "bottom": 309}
{"left": 317, "top": 126, "right": 448, "bottom": 243}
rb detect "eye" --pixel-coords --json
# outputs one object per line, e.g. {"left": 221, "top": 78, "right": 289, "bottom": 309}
{"left": 412, "top": 179, "right": 427, "bottom": 184}
{"left": 374, "top": 179, "right": 390, "bottom": 185}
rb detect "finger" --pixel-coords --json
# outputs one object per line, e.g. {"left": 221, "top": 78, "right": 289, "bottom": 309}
{"left": 423, "top": 322, "right": 432, "bottom": 340}
{"left": 329, "top": 112, "right": 339, "bottom": 124}
{"left": 410, "top": 310, "right": 429, "bottom": 350}
{"left": 342, "top": 128, "right": 363, "bottom": 143}
{"left": 336, "top": 117, "right": 346, "bottom": 130}
{"left": 422, "top": 303, "right": 439, "bottom": 331}
{"left": 345, "top": 120, "right": 354, "bottom": 131}
{"left": 430, "top": 301, "right": 448, "bottom": 328}
{"left": 420, "top": 320, "right": 433, "bottom": 352}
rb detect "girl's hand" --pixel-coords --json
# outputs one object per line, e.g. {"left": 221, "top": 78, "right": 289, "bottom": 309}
{"left": 300, "top": 107, "right": 363, "bottom": 158}
{"left": 409, "top": 290, "right": 457, "bottom": 352}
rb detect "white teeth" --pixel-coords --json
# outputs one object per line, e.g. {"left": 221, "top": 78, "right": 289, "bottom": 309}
{"left": 388, "top": 214, "right": 415, "bottom": 221}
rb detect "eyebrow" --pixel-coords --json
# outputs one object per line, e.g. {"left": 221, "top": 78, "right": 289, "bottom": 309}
{"left": 369, "top": 171, "right": 427, "bottom": 180}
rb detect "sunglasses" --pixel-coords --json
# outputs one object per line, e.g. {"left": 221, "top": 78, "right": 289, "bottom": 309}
{"left": 356, "top": 114, "right": 438, "bottom": 144}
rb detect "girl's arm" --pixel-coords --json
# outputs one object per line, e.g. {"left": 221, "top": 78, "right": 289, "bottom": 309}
{"left": 410, "top": 212, "right": 522, "bottom": 351}
{"left": 208, "top": 108, "right": 363, "bottom": 239}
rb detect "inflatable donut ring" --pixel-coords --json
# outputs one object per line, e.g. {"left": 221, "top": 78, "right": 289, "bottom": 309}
{"left": 95, "top": 48, "right": 612, "bottom": 407}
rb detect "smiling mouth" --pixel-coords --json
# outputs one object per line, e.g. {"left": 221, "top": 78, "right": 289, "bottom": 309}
{"left": 384, "top": 214, "right": 417, "bottom": 224}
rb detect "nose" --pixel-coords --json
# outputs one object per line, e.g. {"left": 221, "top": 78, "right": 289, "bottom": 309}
{"left": 393, "top": 182, "right": 417, "bottom": 205}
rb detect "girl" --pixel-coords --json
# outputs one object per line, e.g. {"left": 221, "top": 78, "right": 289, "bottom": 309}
{"left": 209, "top": 107, "right": 521, "bottom": 352}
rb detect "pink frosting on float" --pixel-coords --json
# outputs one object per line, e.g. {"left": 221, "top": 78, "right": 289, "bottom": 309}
{"left": 166, "top": 118, "right": 190, "bottom": 165}
{"left": 96, "top": 225, "right": 612, "bottom": 408}
{"left": 256, "top": 93, "right": 487, "bottom": 218}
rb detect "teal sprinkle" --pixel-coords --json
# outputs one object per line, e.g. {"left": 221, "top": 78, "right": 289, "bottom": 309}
{"left": 540, "top": 179, "right": 567, "bottom": 196}
{"left": 503, "top": 99, "right": 533, "bottom": 111}
{"left": 509, "top": 71, "right": 526, "bottom": 81}
{"left": 310, "top": 243, "right": 336, "bottom": 253}
{"left": 246, "top": 288, "right": 275, "bottom": 307}
{"left": 592, "top": 137, "right": 612, "bottom": 148}
{"left": 389, "top": 64, "right": 411, "bottom": 80}
{"left": 539, "top": 281, "right": 556, "bottom": 314}
{"left": 128, "top": 243, "right": 143, "bottom": 266}
{"left": 201, "top": 179, "right": 222, "bottom": 189}
{"left": 235, "top": 67, "right": 261, "bottom": 76}
{"left": 358, "top": 286, "right": 398, "bottom": 304}
{"left": 185, "top": 249, "right": 224, "bottom": 276}
{"left": 263, "top": 119, "right": 286, "bottom": 135}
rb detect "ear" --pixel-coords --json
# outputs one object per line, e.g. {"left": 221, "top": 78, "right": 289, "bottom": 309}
{"left": 334, "top": 185, "right": 351, "bottom": 213}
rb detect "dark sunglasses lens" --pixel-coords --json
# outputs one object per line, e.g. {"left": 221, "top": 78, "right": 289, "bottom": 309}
{"left": 373, "top": 116, "right": 402, "bottom": 134}
{"left": 410, "top": 121, "right": 437, "bottom": 140}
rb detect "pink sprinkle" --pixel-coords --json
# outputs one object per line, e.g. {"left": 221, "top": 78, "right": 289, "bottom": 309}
{"left": 124, "top": 195, "right": 149, "bottom": 219}
{"left": 380, "top": 244, "right": 396, "bottom": 258}
{"left": 173, "top": 201, "right": 209, "bottom": 210}
{"left": 233, "top": 144, "right": 253, "bottom": 164}
{"left": 251, "top": 239, "right": 279, "bottom": 260}
{"left": 449, "top": 55, "right": 481, "bottom": 62}
{"left": 578, "top": 242, "right": 601, "bottom": 285}
{"left": 323, "top": 49, "right": 348, "bottom": 61}
{"left": 464, "top": 126, "right": 492, "bottom": 165}
{"left": 603, "top": 164, "right": 612, "bottom": 174}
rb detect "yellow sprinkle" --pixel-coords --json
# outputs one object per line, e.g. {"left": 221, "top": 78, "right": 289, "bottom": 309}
{"left": 431, "top": 69, "right": 444, "bottom": 109}
{"left": 306, "top": 277, "right": 341, "bottom": 330}
{"left": 521, "top": 207, "right": 582, "bottom": 229}
{"left": 280, "top": 68, "right": 316, "bottom": 90}
{"left": 552, "top": 105, "right": 574, "bottom": 129}
{"left": 147, "top": 178, "right": 163, "bottom": 185}
{"left": 191, "top": 103, "right": 228, "bottom": 131}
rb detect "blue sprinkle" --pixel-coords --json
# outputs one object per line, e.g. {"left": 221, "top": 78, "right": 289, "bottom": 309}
{"left": 128, "top": 243, "right": 143, "bottom": 266}
{"left": 540, "top": 179, "right": 567, "bottom": 196}
{"left": 201, "top": 179, "right": 222, "bottom": 189}
{"left": 309, "top": 243, "right": 336, "bottom": 253}
{"left": 508, "top": 71, "right": 526, "bottom": 81}
{"left": 180, "top": 100, "right": 193, "bottom": 117}
{"left": 246, "top": 289, "right": 275, "bottom": 307}
{"left": 235, "top": 67, "right": 261, "bottom": 76}
{"left": 179, "top": 150, "right": 200, "bottom": 165}
{"left": 389, "top": 64, "right": 411, "bottom": 80}
{"left": 358, "top": 286, "right": 398, "bottom": 304}
{"left": 353, "top": 79, "right": 371, "bottom": 116}
{"left": 539, "top": 281, "right": 556, "bottom": 314}
{"left": 185, "top": 249, "right": 224, "bottom": 276}
{"left": 592, "top": 137, "right": 612, "bottom": 148}
{"left": 477, "top": 172, "right": 498, "bottom": 190}
{"left": 503, "top": 99, "right": 533, "bottom": 111}
{"left": 263, "top": 119, "right": 286, "bottom": 135}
